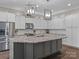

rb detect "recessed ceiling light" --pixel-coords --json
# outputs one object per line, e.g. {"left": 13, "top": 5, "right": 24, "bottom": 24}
{"left": 67, "top": 3, "right": 72, "bottom": 6}
{"left": 46, "top": 0, "right": 50, "bottom": 2}
{"left": 51, "top": 10, "right": 54, "bottom": 12}
{"left": 36, "top": 5, "right": 39, "bottom": 8}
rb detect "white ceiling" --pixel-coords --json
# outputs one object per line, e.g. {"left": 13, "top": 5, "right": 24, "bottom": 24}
{"left": 0, "top": 0, "right": 79, "bottom": 13}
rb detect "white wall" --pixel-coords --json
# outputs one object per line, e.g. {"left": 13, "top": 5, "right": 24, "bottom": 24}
{"left": 63, "top": 11, "right": 79, "bottom": 48}
{"left": 48, "top": 14, "right": 66, "bottom": 35}
{"left": 49, "top": 15, "right": 65, "bottom": 29}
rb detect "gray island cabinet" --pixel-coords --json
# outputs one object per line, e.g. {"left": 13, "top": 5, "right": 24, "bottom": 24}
{"left": 9, "top": 34, "right": 65, "bottom": 59}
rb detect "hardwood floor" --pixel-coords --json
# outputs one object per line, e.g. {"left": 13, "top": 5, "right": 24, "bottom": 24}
{"left": 0, "top": 45, "right": 79, "bottom": 59}
{"left": 44, "top": 45, "right": 79, "bottom": 59}
{"left": 0, "top": 51, "right": 9, "bottom": 59}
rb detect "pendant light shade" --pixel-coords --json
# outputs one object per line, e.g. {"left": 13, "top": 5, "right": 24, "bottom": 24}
{"left": 44, "top": 9, "right": 52, "bottom": 20}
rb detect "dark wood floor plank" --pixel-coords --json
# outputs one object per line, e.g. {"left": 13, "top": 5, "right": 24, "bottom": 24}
{"left": 0, "top": 45, "right": 79, "bottom": 59}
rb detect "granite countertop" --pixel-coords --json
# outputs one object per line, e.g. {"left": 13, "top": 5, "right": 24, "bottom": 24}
{"left": 10, "top": 34, "right": 66, "bottom": 43}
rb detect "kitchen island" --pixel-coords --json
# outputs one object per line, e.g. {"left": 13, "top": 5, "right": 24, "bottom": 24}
{"left": 9, "top": 34, "right": 66, "bottom": 59}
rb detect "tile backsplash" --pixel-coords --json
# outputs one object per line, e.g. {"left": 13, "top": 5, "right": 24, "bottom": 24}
{"left": 15, "top": 29, "right": 66, "bottom": 36}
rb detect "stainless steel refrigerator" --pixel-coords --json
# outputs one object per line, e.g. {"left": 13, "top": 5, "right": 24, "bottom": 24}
{"left": 0, "top": 22, "right": 9, "bottom": 51}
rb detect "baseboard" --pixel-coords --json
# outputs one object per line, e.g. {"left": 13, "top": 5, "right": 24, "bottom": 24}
{"left": 63, "top": 44, "right": 79, "bottom": 50}
{"left": 0, "top": 49, "right": 9, "bottom": 52}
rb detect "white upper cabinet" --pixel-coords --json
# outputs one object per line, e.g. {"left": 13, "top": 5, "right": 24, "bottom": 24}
{"left": 0, "top": 12, "right": 8, "bottom": 22}
{"left": 7, "top": 13, "right": 15, "bottom": 22}
{"left": 0, "top": 12, "right": 15, "bottom": 22}
{"left": 15, "top": 15, "right": 25, "bottom": 29}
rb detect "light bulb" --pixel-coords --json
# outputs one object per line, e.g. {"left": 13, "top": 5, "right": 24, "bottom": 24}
{"left": 68, "top": 3, "right": 72, "bottom": 6}
{"left": 45, "top": 14, "right": 50, "bottom": 17}
{"left": 36, "top": 5, "right": 39, "bottom": 8}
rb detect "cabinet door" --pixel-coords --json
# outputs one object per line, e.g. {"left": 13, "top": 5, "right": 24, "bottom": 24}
{"left": 24, "top": 43, "right": 33, "bottom": 59}
{"left": 44, "top": 41, "right": 51, "bottom": 57}
{"left": 57, "top": 39, "right": 62, "bottom": 51}
{"left": 51, "top": 40, "right": 57, "bottom": 53}
{"left": 14, "top": 43, "right": 24, "bottom": 59}
{"left": 8, "top": 13, "right": 15, "bottom": 22}
{"left": 34, "top": 43, "right": 44, "bottom": 59}
{"left": 0, "top": 12, "right": 8, "bottom": 22}
{"left": 15, "top": 15, "right": 25, "bottom": 29}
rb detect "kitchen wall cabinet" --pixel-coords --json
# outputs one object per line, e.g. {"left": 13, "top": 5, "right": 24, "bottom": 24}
{"left": 0, "top": 12, "right": 8, "bottom": 22}
{"left": 0, "top": 12, "right": 15, "bottom": 22}
{"left": 15, "top": 15, "right": 25, "bottom": 29}
{"left": 7, "top": 13, "right": 15, "bottom": 22}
